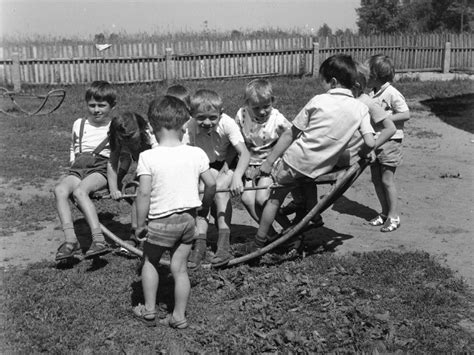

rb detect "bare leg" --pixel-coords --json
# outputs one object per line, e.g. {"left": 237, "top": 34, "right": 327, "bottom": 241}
{"left": 170, "top": 242, "right": 192, "bottom": 322}
{"left": 370, "top": 163, "right": 389, "bottom": 216}
{"left": 141, "top": 243, "right": 166, "bottom": 312}
{"left": 381, "top": 165, "right": 398, "bottom": 218}
{"left": 54, "top": 175, "right": 81, "bottom": 243}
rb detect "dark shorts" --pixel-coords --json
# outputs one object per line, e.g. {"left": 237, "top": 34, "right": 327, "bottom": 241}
{"left": 68, "top": 154, "right": 108, "bottom": 180}
{"left": 145, "top": 209, "right": 196, "bottom": 249}
{"left": 375, "top": 139, "right": 403, "bottom": 167}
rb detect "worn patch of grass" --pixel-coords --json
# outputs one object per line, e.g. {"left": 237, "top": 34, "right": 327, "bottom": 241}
{"left": 2, "top": 250, "right": 473, "bottom": 353}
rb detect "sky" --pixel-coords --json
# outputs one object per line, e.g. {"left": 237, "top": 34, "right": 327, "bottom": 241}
{"left": 0, "top": 0, "right": 360, "bottom": 39}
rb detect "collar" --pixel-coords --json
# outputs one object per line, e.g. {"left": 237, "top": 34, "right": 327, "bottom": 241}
{"left": 373, "top": 82, "right": 391, "bottom": 96}
{"left": 327, "top": 88, "right": 354, "bottom": 98}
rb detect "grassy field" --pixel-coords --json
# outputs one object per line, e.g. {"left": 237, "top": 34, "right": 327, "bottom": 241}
{"left": 1, "top": 77, "right": 474, "bottom": 352}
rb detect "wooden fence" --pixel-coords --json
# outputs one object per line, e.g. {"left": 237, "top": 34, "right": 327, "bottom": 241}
{"left": 0, "top": 33, "right": 472, "bottom": 90}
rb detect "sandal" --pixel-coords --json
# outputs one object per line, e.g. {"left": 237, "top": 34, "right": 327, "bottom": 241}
{"left": 55, "top": 242, "right": 81, "bottom": 261}
{"left": 380, "top": 217, "right": 401, "bottom": 233}
{"left": 85, "top": 240, "right": 111, "bottom": 259}
{"left": 132, "top": 304, "right": 157, "bottom": 327}
{"left": 368, "top": 214, "right": 387, "bottom": 226}
{"left": 159, "top": 315, "right": 188, "bottom": 329}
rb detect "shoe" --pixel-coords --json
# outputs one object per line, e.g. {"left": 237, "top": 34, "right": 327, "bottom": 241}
{"left": 380, "top": 217, "right": 401, "bottom": 232}
{"left": 55, "top": 242, "right": 82, "bottom": 261}
{"left": 211, "top": 249, "right": 232, "bottom": 268}
{"left": 115, "top": 238, "right": 140, "bottom": 258}
{"left": 368, "top": 214, "right": 387, "bottom": 226}
{"left": 85, "top": 240, "right": 111, "bottom": 259}
{"left": 133, "top": 304, "right": 157, "bottom": 327}
{"left": 159, "top": 315, "right": 188, "bottom": 329}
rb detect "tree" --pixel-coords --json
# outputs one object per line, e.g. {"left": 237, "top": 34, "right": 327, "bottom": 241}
{"left": 317, "top": 23, "right": 333, "bottom": 37}
{"left": 356, "top": 0, "right": 472, "bottom": 34}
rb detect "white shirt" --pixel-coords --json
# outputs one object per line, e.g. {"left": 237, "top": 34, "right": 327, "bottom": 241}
{"left": 283, "top": 88, "right": 370, "bottom": 178}
{"left": 69, "top": 118, "right": 110, "bottom": 163}
{"left": 136, "top": 144, "right": 209, "bottom": 219}
{"left": 235, "top": 107, "right": 291, "bottom": 165}
{"left": 184, "top": 113, "right": 244, "bottom": 163}
{"left": 370, "top": 83, "right": 409, "bottom": 140}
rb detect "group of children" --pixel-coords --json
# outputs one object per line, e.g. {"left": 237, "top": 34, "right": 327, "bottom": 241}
{"left": 53, "top": 53, "right": 409, "bottom": 328}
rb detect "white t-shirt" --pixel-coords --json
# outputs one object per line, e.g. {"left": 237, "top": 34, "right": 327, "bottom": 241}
{"left": 184, "top": 113, "right": 245, "bottom": 163}
{"left": 235, "top": 107, "right": 291, "bottom": 165}
{"left": 69, "top": 118, "right": 110, "bottom": 163}
{"left": 136, "top": 144, "right": 210, "bottom": 219}
{"left": 283, "top": 88, "right": 370, "bottom": 178}
{"left": 370, "top": 83, "right": 409, "bottom": 140}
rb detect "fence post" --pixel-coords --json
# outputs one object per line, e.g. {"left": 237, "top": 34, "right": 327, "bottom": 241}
{"left": 442, "top": 42, "right": 451, "bottom": 73}
{"left": 312, "top": 42, "right": 320, "bottom": 77}
{"left": 165, "top": 47, "right": 175, "bottom": 84}
{"left": 11, "top": 52, "right": 21, "bottom": 92}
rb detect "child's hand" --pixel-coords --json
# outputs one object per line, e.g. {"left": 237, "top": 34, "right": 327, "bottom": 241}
{"left": 230, "top": 176, "right": 244, "bottom": 196}
{"left": 109, "top": 190, "right": 122, "bottom": 200}
{"left": 135, "top": 227, "right": 148, "bottom": 242}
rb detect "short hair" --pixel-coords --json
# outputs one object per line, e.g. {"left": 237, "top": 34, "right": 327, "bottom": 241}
{"left": 353, "top": 61, "right": 370, "bottom": 97}
{"left": 189, "top": 89, "right": 223, "bottom": 115}
{"left": 147, "top": 95, "right": 190, "bottom": 132}
{"left": 319, "top": 54, "right": 357, "bottom": 89}
{"left": 369, "top": 54, "right": 395, "bottom": 83}
{"left": 109, "top": 111, "right": 149, "bottom": 152}
{"left": 85, "top": 80, "right": 117, "bottom": 106}
{"left": 166, "top": 84, "right": 191, "bottom": 108}
{"left": 244, "top": 79, "right": 273, "bottom": 103}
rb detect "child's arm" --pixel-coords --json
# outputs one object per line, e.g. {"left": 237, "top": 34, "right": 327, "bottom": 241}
{"left": 260, "top": 125, "right": 299, "bottom": 175}
{"left": 199, "top": 169, "right": 217, "bottom": 216}
{"left": 230, "top": 142, "right": 250, "bottom": 196}
{"left": 135, "top": 174, "right": 151, "bottom": 241}
{"left": 359, "top": 132, "right": 376, "bottom": 160}
{"left": 373, "top": 117, "right": 396, "bottom": 149}
{"left": 390, "top": 111, "right": 410, "bottom": 124}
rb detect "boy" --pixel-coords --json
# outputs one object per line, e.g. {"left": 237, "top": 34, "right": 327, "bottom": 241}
{"left": 54, "top": 80, "right": 116, "bottom": 261}
{"left": 367, "top": 54, "right": 410, "bottom": 232}
{"left": 184, "top": 89, "right": 250, "bottom": 268}
{"left": 253, "top": 54, "right": 375, "bottom": 252}
{"left": 133, "top": 96, "right": 216, "bottom": 328}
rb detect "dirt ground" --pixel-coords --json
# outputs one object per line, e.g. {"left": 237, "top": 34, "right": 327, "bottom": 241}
{"left": 1, "top": 94, "right": 473, "bottom": 291}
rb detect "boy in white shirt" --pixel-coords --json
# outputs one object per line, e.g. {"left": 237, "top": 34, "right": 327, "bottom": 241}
{"left": 252, "top": 54, "right": 375, "bottom": 253}
{"left": 184, "top": 89, "right": 250, "bottom": 268}
{"left": 133, "top": 95, "right": 216, "bottom": 329}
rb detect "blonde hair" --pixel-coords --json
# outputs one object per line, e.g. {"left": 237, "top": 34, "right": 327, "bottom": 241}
{"left": 189, "top": 89, "right": 223, "bottom": 115}
{"left": 244, "top": 79, "right": 273, "bottom": 104}
{"left": 368, "top": 54, "right": 395, "bottom": 84}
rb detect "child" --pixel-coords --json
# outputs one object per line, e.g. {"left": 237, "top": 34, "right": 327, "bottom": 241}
{"left": 252, "top": 54, "right": 375, "bottom": 252}
{"left": 336, "top": 61, "right": 396, "bottom": 168}
{"left": 107, "top": 111, "right": 158, "bottom": 256}
{"left": 185, "top": 89, "right": 250, "bottom": 268}
{"left": 54, "top": 80, "right": 116, "bottom": 261}
{"left": 235, "top": 79, "right": 292, "bottom": 227}
{"left": 367, "top": 54, "right": 410, "bottom": 232}
{"left": 132, "top": 95, "right": 216, "bottom": 328}
{"left": 166, "top": 84, "right": 191, "bottom": 109}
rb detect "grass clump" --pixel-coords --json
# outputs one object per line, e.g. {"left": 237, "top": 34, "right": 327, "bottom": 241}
{"left": 2, "top": 250, "right": 473, "bottom": 353}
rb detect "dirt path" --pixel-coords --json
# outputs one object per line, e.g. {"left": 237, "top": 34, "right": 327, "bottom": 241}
{"left": 1, "top": 98, "right": 473, "bottom": 290}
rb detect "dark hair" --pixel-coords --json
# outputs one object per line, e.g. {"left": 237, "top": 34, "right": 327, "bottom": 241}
{"left": 368, "top": 54, "right": 395, "bottom": 84}
{"left": 85, "top": 80, "right": 117, "bottom": 106}
{"left": 166, "top": 84, "right": 191, "bottom": 109}
{"left": 147, "top": 95, "right": 190, "bottom": 132}
{"left": 109, "top": 112, "right": 150, "bottom": 153}
{"left": 319, "top": 54, "right": 357, "bottom": 89}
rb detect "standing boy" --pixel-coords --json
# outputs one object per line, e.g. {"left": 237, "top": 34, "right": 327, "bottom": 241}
{"left": 54, "top": 80, "right": 116, "bottom": 261}
{"left": 252, "top": 54, "right": 375, "bottom": 252}
{"left": 184, "top": 89, "right": 250, "bottom": 268}
{"left": 367, "top": 54, "right": 410, "bottom": 232}
{"left": 133, "top": 96, "right": 216, "bottom": 328}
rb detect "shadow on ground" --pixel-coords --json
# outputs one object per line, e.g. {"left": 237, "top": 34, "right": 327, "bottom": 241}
{"left": 331, "top": 195, "right": 378, "bottom": 221}
{"left": 421, "top": 94, "right": 474, "bottom": 133}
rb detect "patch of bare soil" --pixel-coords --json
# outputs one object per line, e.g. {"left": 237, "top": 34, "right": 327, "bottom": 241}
{"left": 1, "top": 99, "right": 473, "bottom": 290}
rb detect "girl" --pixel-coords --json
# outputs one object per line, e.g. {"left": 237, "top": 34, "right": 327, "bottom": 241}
{"left": 107, "top": 111, "right": 158, "bottom": 255}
